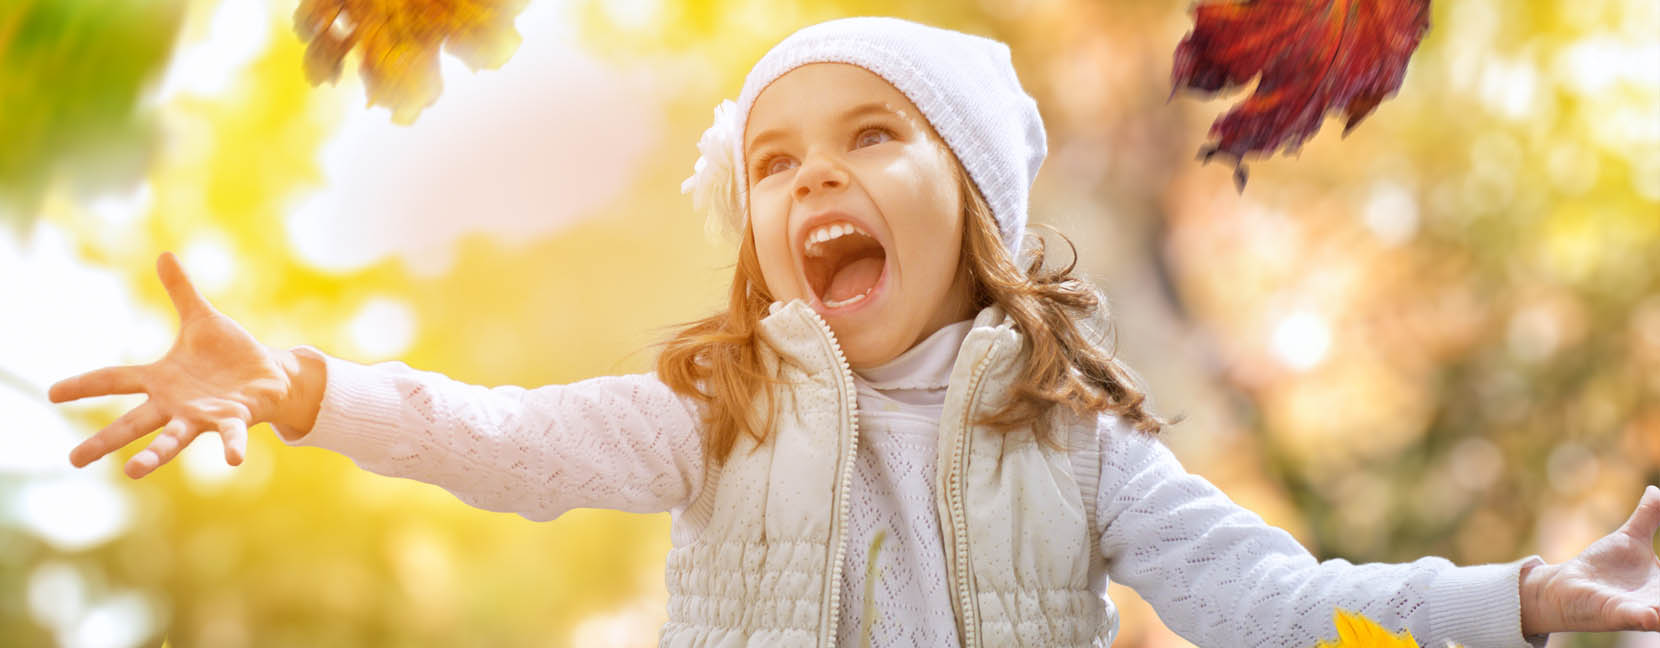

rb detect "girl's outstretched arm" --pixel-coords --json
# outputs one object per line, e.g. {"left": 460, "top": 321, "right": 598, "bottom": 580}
{"left": 270, "top": 349, "right": 707, "bottom": 522}
{"left": 53, "top": 252, "right": 300, "bottom": 478}
{"left": 1094, "top": 416, "right": 1549, "bottom": 648}
{"left": 51, "top": 254, "right": 705, "bottom": 521}
{"left": 1515, "top": 486, "right": 1660, "bottom": 635}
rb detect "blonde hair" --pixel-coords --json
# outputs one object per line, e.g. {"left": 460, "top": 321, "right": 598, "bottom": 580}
{"left": 652, "top": 158, "right": 1173, "bottom": 465}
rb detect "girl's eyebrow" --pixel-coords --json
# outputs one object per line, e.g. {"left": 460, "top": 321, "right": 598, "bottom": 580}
{"left": 746, "top": 102, "right": 898, "bottom": 154}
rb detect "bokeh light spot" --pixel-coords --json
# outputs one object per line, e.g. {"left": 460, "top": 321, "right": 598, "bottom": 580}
{"left": 180, "top": 234, "right": 237, "bottom": 297}
{"left": 1361, "top": 180, "right": 1419, "bottom": 246}
{"left": 1272, "top": 311, "right": 1330, "bottom": 371}
{"left": 26, "top": 561, "right": 86, "bottom": 635}
{"left": 348, "top": 297, "right": 417, "bottom": 360}
{"left": 18, "top": 477, "right": 132, "bottom": 552}
{"left": 1546, "top": 442, "right": 1600, "bottom": 495}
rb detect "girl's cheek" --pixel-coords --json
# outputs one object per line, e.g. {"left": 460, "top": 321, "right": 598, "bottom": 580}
{"left": 749, "top": 205, "right": 793, "bottom": 259}
{"left": 751, "top": 181, "right": 790, "bottom": 212}
{"left": 875, "top": 146, "right": 930, "bottom": 182}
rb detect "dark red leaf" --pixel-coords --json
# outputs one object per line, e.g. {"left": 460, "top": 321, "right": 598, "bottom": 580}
{"left": 1171, "top": 0, "right": 1431, "bottom": 191}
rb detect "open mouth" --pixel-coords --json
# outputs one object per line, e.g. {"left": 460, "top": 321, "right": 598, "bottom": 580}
{"left": 804, "top": 224, "right": 888, "bottom": 310}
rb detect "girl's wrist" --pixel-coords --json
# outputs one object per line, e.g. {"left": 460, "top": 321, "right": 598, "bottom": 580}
{"left": 270, "top": 346, "right": 327, "bottom": 440}
{"left": 1519, "top": 558, "right": 1556, "bottom": 637}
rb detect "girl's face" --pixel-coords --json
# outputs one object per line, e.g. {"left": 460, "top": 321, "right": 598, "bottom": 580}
{"left": 744, "top": 63, "right": 976, "bottom": 369}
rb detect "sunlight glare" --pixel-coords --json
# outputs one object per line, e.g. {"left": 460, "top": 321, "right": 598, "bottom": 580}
{"left": 17, "top": 476, "right": 132, "bottom": 552}
{"left": 154, "top": 0, "right": 273, "bottom": 101}
{"left": 348, "top": 297, "right": 417, "bottom": 360}
{"left": 1272, "top": 312, "right": 1331, "bottom": 371}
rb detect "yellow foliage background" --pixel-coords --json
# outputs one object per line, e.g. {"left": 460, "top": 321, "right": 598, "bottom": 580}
{"left": 2, "top": 1, "right": 1656, "bottom": 647}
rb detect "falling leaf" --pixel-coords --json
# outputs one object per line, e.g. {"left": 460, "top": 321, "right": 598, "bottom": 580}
{"left": 292, "top": 0, "right": 528, "bottom": 124}
{"left": 1315, "top": 609, "right": 1419, "bottom": 647}
{"left": 858, "top": 529, "right": 887, "bottom": 648}
{"left": 1312, "top": 608, "right": 1466, "bottom": 648}
{"left": 1171, "top": 0, "right": 1431, "bottom": 192}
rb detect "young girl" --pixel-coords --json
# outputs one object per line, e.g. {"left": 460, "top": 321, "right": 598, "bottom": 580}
{"left": 50, "top": 16, "right": 1660, "bottom": 648}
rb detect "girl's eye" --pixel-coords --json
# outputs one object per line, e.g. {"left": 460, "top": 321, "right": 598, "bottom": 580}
{"left": 753, "top": 125, "right": 896, "bottom": 180}
{"left": 855, "top": 126, "right": 894, "bottom": 148}
{"left": 762, "top": 155, "right": 797, "bottom": 178}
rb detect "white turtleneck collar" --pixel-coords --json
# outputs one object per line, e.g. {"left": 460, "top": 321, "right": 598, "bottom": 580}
{"left": 852, "top": 320, "right": 974, "bottom": 404}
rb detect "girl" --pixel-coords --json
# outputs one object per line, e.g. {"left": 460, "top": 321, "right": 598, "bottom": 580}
{"left": 49, "top": 16, "right": 1660, "bottom": 648}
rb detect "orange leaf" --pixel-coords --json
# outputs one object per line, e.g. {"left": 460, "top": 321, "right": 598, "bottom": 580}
{"left": 293, "top": 0, "right": 527, "bottom": 124}
{"left": 1171, "top": 0, "right": 1431, "bottom": 191}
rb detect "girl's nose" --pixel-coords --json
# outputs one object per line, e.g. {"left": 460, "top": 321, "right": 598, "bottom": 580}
{"left": 792, "top": 155, "right": 848, "bottom": 200}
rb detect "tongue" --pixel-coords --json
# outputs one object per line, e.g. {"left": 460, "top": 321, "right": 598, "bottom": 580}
{"left": 826, "top": 256, "right": 883, "bottom": 302}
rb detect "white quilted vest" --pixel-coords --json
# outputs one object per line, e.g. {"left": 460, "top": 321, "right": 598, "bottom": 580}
{"left": 660, "top": 299, "right": 1118, "bottom": 647}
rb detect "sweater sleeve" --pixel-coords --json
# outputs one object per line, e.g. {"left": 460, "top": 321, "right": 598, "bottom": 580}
{"left": 269, "top": 345, "right": 707, "bottom": 522}
{"left": 1094, "top": 416, "right": 1551, "bottom": 648}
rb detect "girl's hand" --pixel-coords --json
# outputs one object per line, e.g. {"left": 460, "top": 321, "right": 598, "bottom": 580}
{"left": 1520, "top": 484, "right": 1660, "bottom": 635}
{"left": 49, "top": 252, "right": 296, "bottom": 479}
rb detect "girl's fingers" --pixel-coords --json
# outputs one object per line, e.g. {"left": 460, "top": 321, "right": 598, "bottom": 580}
{"left": 1619, "top": 485, "right": 1660, "bottom": 541}
{"left": 216, "top": 418, "right": 248, "bottom": 466}
{"left": 49, "top": 365, "right": 147, "bottom": 404}
{"left": 70, "top": 402, "right": 165, "bottom": 468}
{"left": 125, "top": 419, "right": 195, "bottom": 479}
{"left": 1618, "top": 602, "right": 1659, "bottom": 631}
{"left": 157, "top": 251, "right": 214, "bottom": 322}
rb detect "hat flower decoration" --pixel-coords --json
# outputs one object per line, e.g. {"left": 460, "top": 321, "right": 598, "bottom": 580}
{"left": 681, "top": 99, "right": 744, "bottom": 244}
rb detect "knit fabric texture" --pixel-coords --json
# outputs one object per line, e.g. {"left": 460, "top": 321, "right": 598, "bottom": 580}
{"left": 710, "top": 16, "right": 1048, "bottom": 260}
{"left": 836, "top": 319, "right": 970, "bottom": 645}
{"left": 276, "top": 340, "right": 1550, "bottom": 648}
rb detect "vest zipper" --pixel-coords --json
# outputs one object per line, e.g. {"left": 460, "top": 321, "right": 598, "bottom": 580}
{"left": 802, "top": 306, "right": 860, "bottom": 648}
{"left": 946, "top": 347, "right": 996, "bottom": 648}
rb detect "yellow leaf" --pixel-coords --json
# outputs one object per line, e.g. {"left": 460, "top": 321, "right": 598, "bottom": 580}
{"left": 292, "top": 0, "right": 527, "bottom": 124}
{"left": 857, "top": 529, "right": 886, "bottom": 648}
{"left": 1314, "top": 609, "right": 1426, "bottom": 648}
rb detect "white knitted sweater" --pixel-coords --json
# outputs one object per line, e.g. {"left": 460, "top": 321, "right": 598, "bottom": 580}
{"left": 838, "top": 319, "right": 969, "bottom": 646}
{"left": 274, "top": 327, "right": 1552, "bottom": 647}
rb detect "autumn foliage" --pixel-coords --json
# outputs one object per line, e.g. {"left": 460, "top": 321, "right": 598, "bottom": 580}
{"left": 1314, "top": 609, "right": 1456, "bottom": 648}
{"left": 1172, "top": 0, "right": 1432, "bottom": 191}
{"left": 293, "top": 0, "right": 529, "bottom": 123}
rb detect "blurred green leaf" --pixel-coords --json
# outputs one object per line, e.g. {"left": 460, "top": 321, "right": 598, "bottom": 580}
{"left": 0, "top": 0, "right": 185, "bottom": 236}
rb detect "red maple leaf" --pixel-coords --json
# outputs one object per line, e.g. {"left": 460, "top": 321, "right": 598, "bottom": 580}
{"left": 1171, "top": 0, "right": 1431, "bottom": 191}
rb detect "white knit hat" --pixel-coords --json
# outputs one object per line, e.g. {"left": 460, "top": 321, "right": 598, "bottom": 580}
{"left": 681, "top": 16, "right": 1048, "bottom": 260}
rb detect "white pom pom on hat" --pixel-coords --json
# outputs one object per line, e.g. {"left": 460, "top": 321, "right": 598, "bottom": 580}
{"left": 682, "top": 16, "right": 1048, "bottom": 260}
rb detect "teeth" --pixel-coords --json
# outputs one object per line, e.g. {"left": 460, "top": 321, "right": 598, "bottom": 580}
{"left": 803, "top": 221, "right": 871, "bottom": 255}
{"left": 822, "top": 289, "right": 872, "bottom": 309}
{"left": 803, "top": 220, "right": 879, "bottom": 299}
